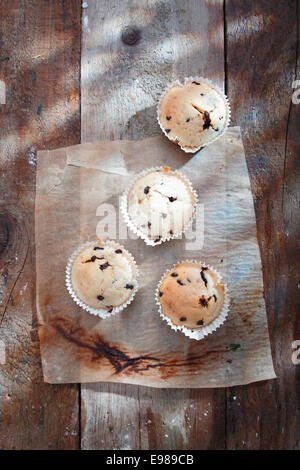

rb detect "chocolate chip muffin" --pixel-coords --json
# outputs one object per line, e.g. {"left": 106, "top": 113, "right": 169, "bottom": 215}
{"left": 157, "top": 261, "right": 226, "bottom": 330}
{"left": 124, "top": 167, "right": 197, "bottom": 245}
{"left": 68, "top": 241, "right": 138, "bottom": 314}
{"left": 158, "top": 78, "right": 230, "bottom": 152}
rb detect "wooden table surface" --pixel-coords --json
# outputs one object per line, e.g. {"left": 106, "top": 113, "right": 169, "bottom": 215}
{"left": 0, "top": 0, "right": 299, "bottom": 450}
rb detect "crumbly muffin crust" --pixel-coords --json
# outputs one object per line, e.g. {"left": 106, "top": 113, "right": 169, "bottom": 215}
{"left": 71, "top": 241, "right": 138, "bottom": 310}
{"left": 158, "top": 80, "right": 229, "bottom": 150}
{"left": 127, "top": 167, "right": 196, "bottom": 242}
{"left": 158, "top": 261, "right": 225, "bottom": 329}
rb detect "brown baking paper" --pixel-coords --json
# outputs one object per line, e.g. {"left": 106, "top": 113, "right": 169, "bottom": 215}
{"left": 35, "top": 127, "right": 276, "bottom": 387}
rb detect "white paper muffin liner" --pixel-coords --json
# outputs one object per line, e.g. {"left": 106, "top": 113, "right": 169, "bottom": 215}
{"left": 66, "top": 240, "right": 139, "bottom": 319}
{"left": 120, "top": 167, "right": 198, "bottom": 246}
{"left": 157, "top": 76, "right": 231, "bottom": 153}
{"left": 155, "top": 260, "right": 230, "bottom": 340}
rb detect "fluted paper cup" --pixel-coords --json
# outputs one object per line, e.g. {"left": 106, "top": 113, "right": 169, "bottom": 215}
{"left": 155, "top": 260, "right": 230, "bottom": 340}
{"left": 157, "top": 76, "right": 231, "bottom": 153}
{"left": 121, "top": 166, "right": 198, "bottom": 247}
{"left": 66, "top": 240, "right": 139, "bottom": 319}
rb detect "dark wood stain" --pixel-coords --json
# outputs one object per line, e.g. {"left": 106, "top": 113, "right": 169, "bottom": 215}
{"left": 51, "top": 317, "right": 226, "bottom": 378}
{"left": 52, "top": 317, "right": 161, "bottom": 374}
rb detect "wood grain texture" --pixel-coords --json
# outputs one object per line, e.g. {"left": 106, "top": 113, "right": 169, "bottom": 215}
{"left": 81, "top": 383, "right": 140, "bottom": 450}
{"left": 81, "top": 0, "right": 226, "bottom": 450}
{"left": 0, "top": 0, "right": 81, "bottom": 449}
{"left": 139, "top": 388, "right": 225, "bottom": 450}
{"left": 225, "top": 0, "right": 300, "bottom": 449}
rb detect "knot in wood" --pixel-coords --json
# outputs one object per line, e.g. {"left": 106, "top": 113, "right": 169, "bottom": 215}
{"left": 121, "top": 27, "right": 141, "bottom": 45}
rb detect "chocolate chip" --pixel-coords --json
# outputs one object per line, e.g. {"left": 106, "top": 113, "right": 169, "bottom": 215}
{"left": 166, "top": 116, "right": 171, "bottom": 120}
{"left": 186, "top": 118, "right": 190, "bottom": 122}
{"left": 200, "top": 270, "right": 208, "bottom": 287}
{"left": 168, "top": 197, "right": 177, "bottom": 202}
{"left": 171, "top": 272, "right": 178, "bottom": 277}
{"left": 200, "top": 93, "right": 205, "bottom": 96}
{"left": 214, "top": 128, "right": 219, "bottom": 132}
{"left": 159, "top": 291, "right": 163, "bottom": 297}
{"left": 115, "top": 249, "right": 122, "bottom": 254}
{"left": 177, "top": 279, "right": 184, "bottom": 286}
{"left": 202, "top": 266, "right": 208, "bottom": 270}
{"left": 148, "top": 222, "right": 151, "bottom": 229}
{"left": 161, "top": 213, "right": 167, "bottom": 219}
{"left": 187, "top": 278, "right": 191, "bottom": 283}
{"left": 199, "top": 296, "right": 208, "bottom": 307}
{"left": 100, "top": 262, "right": 110, "bottom": 271}
{"left": 203, "top": 111, "right": 211, "bottom": 130}
{"left": 219, "top": 116, "right": 223, "bottom": 120}
{"left": 192, "top": 81, "right": 200, "bottom": 85}
{"left": 154, "top": 237, "right": 161, "bottom": 243}
{"left": 97, "top": 295, "right": 104, "bottom": 300}
{"left": 84, "top": 255, "right": 97, "bottom": 263}
{"left": 180, "top": 317, "right": 187, "bottom": 322}
{"left": 144, "top": 186, "right": 150, "bottom": 194}
{"left": 125, "top": 284, "right": 134, "bottom": 290}
{"left": 94, "top": 246, "right": 104, "bottom": 250}
{"left": 197, "top": 319, "right": 204, "bottom": 325}
{"left": 165, "top": 129, "right": 171, "bottom": 133}
{"left": 213, "top": 294, "right": 217, "bottom": 302}
{"left": 107, "top": 306, "right": 113, "bottom": 313}
{"left": 169, "top": 230, "right": 173, "bottom": 235}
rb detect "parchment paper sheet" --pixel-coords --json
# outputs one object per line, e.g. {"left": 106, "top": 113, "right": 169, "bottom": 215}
{"left": 35, "top": 127, "right": 276, "bottom": 387}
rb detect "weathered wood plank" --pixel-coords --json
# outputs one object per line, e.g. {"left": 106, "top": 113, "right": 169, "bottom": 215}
{"left": 0, "top": 0, "right": 81, "bottom": 449}
{"left": 81, "top": 383, "right": 140, "bottom": 450}
{"left": 225, "top": 0, "right": 300, "bottom": 449}
{"left": 139, "top": 388, "right": 225, "bottom": 450}
{"left": 81, "top": 0, "right": 225, "bottom": 142}
{"left": 81, "top": 0, "right": 225, "bottom": 450}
